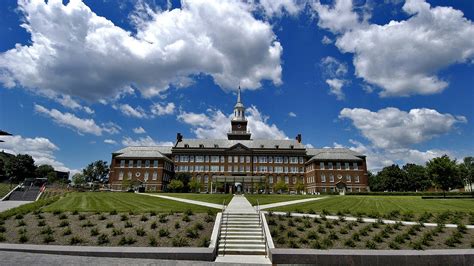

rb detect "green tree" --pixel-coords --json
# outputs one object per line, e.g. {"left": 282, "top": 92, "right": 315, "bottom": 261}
{"left": 121, "top": 179, "right": 131, "bottom": 191}
{"left": 426, "top": 155, "right": 462, "bottom": 197}
{"left": 175, "top": 173, "right": 191, "bottom": 192}
{"left": 403, "top": 163, "right": 430, "bottom": 191}
{"left": 36, "top": 164, "right": 55, "bottom": 179}
{"left": 376, "top": 165, "right": 408, "bottom": 192}
{"left": 72, "top": 173, "right": 86, "bottom": 187}
{"left": 295, "top": 180, "right": 305, "bottom": 194}
{"left": 168, "top": 179, "right": 184, "bottom": 192}
{"left": 274, "top": 180, "right": 288, "bottom": 194}
{"left": 367, "top": 171, "right": 383, "bottom": 191}
{"left": 83, "top": 160, "right": 110, "bottom": 183}
{"left": 458, "top": 156, "right": 474, "bottom": 196}
{"left": 189, "top": 179, "right": 202, "bottom": 193}
{"left": 4, "top": 154, "right": 36, "bottom": 183}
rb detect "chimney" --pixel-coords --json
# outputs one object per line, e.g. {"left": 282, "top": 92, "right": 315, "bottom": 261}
{"left": 176, "top": 133, "right": 183, "bottom": 143}
{"left": 295, "top": 134, "right": 302, "bottom": 143}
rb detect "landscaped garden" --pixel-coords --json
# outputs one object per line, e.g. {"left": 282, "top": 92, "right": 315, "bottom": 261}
{"left": 0, "top": 192, "right": 217, "bottom": 247}
{"left": 267, "top": 212, "right": 474, "bottom": 250}
{"left": 245, "top": 194, "right": 319, "bottom": 206}
{"left": 156, "top": 193, "right": 233, "bottom": 205}
{"left": 0, "top": 183, "right": 16, "bottom": 199}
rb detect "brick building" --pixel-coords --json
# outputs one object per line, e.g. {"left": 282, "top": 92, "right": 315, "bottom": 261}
{"left": 109, "top": 88, "right": 369, "bottom": 193}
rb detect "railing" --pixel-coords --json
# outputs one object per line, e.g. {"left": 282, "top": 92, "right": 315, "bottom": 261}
{"left": 257, "top": 200, "right": 269, "bottom": 258}
{"left": 217, "top": 199, "right": 228, "bottom": 256}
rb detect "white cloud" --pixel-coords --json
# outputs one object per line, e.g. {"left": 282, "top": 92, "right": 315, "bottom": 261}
{"left": 151, "top": 102, "right": 175, "bottom": 116}
{"left": 133, "top": 127, "right": 146, "bottom": 134}
{"left": 314, "top": 0, "right": 474, "bottom": 97}
{"left": 0, "top": 135, "right": 74, "bottom": 173}
{"left": 321, "top": 56, "right": 348, "bottom": 77}
{"left": 178, "top": 105, "right": 288, "bottom": 139}
{"left": 339, "top": 107, "right": 467, "bottom": 149}
{"left": 119, "top": 104, "right": 148, "bottom": 118}
{"left": 326, "top": 78, "right": 345, "bottom": 100}
{"left": 321, "top": 35, "right": 333, "bottom": 45}
{"left": 104, "top": 139, "right": 117, "bottom": 144}
{"left": 288, "top": 112, "right": 297, "bottom": 117}
{"left": 0, "top": 0, "right": 282, "bottom": 101}
{"left": 257, "top": 0, "right": 305, "bottom": 17}
{"left": 121, "top": 136, "right": 173, "bottom": 146}
{"left": 55, "top": 95, "right": 94, "bottom": 114}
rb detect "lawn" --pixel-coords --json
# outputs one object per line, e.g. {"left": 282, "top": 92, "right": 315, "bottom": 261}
{"left": 0, "top": 183, "right": 16, "bottom": 199}
{"left": 156, "top": 193, "right": 233, "bottom": 205}
{"left": 245, "top": 194, "right": 320, "bottom": 206}
{"left": 269, "top": 196, "right": 474, "bottom": 218}
{"left": 43, "top": 192, "right": 215, "bottom": 213}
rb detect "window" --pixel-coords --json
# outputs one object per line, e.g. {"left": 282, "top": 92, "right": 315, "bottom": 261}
{"left": 290, "top": 157, "right": 298, "bottom": 164}
{"left": 275, "top": 156, "right": 283, "bottom": 163}
{"left": 322, "top": 187, "right": 326, "bottom": 192}
{"left": 336, "top": 162, "right": 341, "bottom": 170}
{"left": 153, "top": 160, "right": 158, "bottom": 168}
{"left": 353, "top": 162, "right": 359, "bottom": 170}
{"left": 346, "top": 175, "right": 351, "bottom": 182}
{"left": 239, "top": 165, "right": 244, "bottom": 172}
{"left": 275, "top": 166, "right": 283, "bottom": 173}
{"left": 220, "top": 156, "right": 225, "bottom": 163}
{"left": 328, "top": 162, "right": 333, "bottom": 170}
{"left": 145, "top": 160, "right": 150, "bottom": 168}
{"left": 284, "top": 157, "right": 288, "bottom": 163}
{"left": 190, "top": 156, "right": 194, "bottom": 162}
{"left": 205, "top": 156, "right": 209, "bottom": 162}
{"left": 320, "top": 162, "right": 324, "bottom": 170}
{"left": 268, "top": 156, "right": 273, "bottom": 163}
{"left": 290, "top": 166, "right": 298, "bottom": 173}
{"left": 330, "top": 187, "right": 334, "bottom": 192}
{"left": 321, "top": 175, "right": 326, "bottom": 182}
{"left": 246, "top": 156, "right": 251, "bottom": 163}
{"left": 234, "top": 156, "right": 238, "bottom": 163}
{"left": 259, "top": 166, "right": 267, "bottom": 172}
{"left": 268, "top": 166, "right": 273, "bottom": 172}
{"left": 211, "top": 156, "right": 219, "bottom": 163}
{"left": 299, "top": 157, "right": 304, "bottom": 164}
{"left": 355, "top": 176, "right": 360, "bottom": 183}
{"left": 175, "top": 156, "right": 179, "bottom": 162}
{"left": 259, "top": 156, "right": 267, "bottom": 163}
{"left": 196, "top": 156, "right": 204, "bottom": 162}
{"left": 228, "top": 156, "right": 232, "bottom": 163}
{"left": 137, "top": 160, "right": 142, "bottom": 168}
{"left": 329, "top": 175, "right": 334, "bottom": 182}
{"left": 345, "top": 162, "right": 350, "bottom": 170}
{"left": 284, "top": 166, "right": 288, "bottom": 173}
{"left": 129, "top": 160, "right": 133, "bottom": 168}
{"left": 144, "top": 172, "right": 149, "bottom": 181}
{"left": 269, "top": 176, "right": 273, "bottom": 184}
{"left": 284, "top": 176, "right": 289, "bottom": 184}
{"left": 240, "top": 156, "right": 245, "bottom": 163}
{"left": 253, "top": 156, "right": 257, "bottom": 163}
{"left": 220, "top": 166, "right": 225, "bottom": 172}
{"left": 180, "top": 155, "right": 189, "bottom": 162}
{"left": 119, "top": 171, "right": 124, "bottom": 180}
{"left": 204, "top": 165, "right": 209, "bottom": 172}
{"left": 127, "top": 172, "right": 132, "bottom": 180}
{"left": 211, "top": 165, "right": 219, "bottom": 172}
{"left": 292, "top": 177, "right": 296, "bottom": 184}
{"left": 227, "top": 165, "right": 232, "bottom": 172}
{"left": 152, "top": 172, "right": 157, "bottom": 180}
{"left": 233, "top": 165, "right": 238, "bottom": 172}
{"left": 120, "top": 160, "right": 125, "bottom": 168}
{"left": 246, "top": 166, "right": 250, "bottom": 172}
{"left": 204, "top": 175, "right": 209, "bottom": 183}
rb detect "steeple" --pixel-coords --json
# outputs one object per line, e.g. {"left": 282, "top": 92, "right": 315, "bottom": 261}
{"left": 232, "top": 86, "right": 245, "bottom": 121}
{"left": 228, "top": 86, "right": 251, "bottom": 140}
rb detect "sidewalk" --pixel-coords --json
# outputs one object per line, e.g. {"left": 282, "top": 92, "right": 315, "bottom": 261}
{"left": 225, "top": 195, "right": 256, "bottom": 213}
{"left": 139, "top": 193, "right": 224, "bottom": 209}
{"left": 0, "top": 200, "right": 33, "bottom": 213}
{"left": 258, "top": 196, "right": 327, "bottom": 210}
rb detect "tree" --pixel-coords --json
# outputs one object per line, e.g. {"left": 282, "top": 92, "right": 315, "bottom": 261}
{"left": 72, "top": 173, "right": 86, "bottom": 187}
{"left": 189, "top": 179, "right": 202, "bottom": 193}
{"left": 4, "top": 154, "right": 36, "bottom": 183}
{"left": 403, "top": 163, "right": 430, "bottom": 191}
{"left": 295, "top": 180, "right": 305, "bottom": 194}
{"left": 36, "top": 164, "right": 55, "bottom": 179}
{"left": 458, "top": 157, "right": 474, "bottom": 196}
{"left": 376, "top": 165, "right": 408, "bottom": 192}
{"left": 175, "top": 173, "right": 191, "bottom": 192}
{"left": 367, "top": 171, "right": 383, "bottom": 191}
{"left": 426, "top": 155, "right": 462, "bottom": 197}
{"left": 274, "top": 180, "right": 288, "bottom": 194}
{"left": 168, "top": 179, "right": 184, "bottom": 192}
{"left": 83, "top": 160, "right": 110, "bottom": 183}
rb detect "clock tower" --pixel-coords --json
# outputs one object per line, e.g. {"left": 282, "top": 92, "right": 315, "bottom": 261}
{"left": 227, "top": 87, "right": 251, "bottom": 140}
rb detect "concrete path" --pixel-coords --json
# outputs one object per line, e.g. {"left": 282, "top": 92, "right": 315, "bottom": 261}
{"left": 215, "top": 255, "right": 271, "bottom": 264}
{"left": 0, "top": 200, "right": 33, "bottom": 213}
{"left": 258, "top": 196, "right": 327, "bottom": 210}
{"left": 270, "top": 211, "right": 474, "bottom": 229}
{"left": 225, "top": 195, "right": 256, "bottom": 213}
{"left": 139, "top": 193, "right": 224, "bottom": 209}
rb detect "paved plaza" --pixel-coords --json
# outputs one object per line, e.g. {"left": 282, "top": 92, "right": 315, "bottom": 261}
{"left": 0, "top": 200, "right": 32, "bottom": 213}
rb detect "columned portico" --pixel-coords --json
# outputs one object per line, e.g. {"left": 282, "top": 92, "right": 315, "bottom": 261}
{"left": 211, "top": 175, "right": 265, "bottom": 194}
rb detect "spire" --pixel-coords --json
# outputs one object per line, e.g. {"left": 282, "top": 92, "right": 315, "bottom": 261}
{"left": 237, "top": 86, "right": 241, "bottom": 104}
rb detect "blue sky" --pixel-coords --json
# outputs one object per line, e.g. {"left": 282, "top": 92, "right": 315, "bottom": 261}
{"left": 0, "top": 0, "right": 472, "bottom": 174}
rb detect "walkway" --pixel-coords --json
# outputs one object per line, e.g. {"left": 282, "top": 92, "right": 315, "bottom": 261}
{"left": 258, "top": 196, "right": 327, "bottom": 210}
{"left": 225, "top": 195, "right": 256, "bottom": 213}
{"left": 139, "top": 193, "right": 224, "bottom": 209}
{"left": 0, "top": 200, "right": 33, "bottom": 213}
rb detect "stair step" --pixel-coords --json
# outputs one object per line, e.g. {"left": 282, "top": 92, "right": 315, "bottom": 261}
{"left": 218, "top": 249, "right": 266, "bottom": 255}
{"left": 219, "top": 244, "right": 265, "bottom": 248}
{"left": 222, "top": 230, "right": 262, "bottom": 234}
{"left": 221, "top": 235, "right": 264, "bottom": 239}
{"left": 220, "top": 239, "right": 265, "bottom": 244}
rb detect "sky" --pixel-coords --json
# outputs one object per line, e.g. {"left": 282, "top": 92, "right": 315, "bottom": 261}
{"left": 0, "top": 0, "right": 472, "bottom": 175}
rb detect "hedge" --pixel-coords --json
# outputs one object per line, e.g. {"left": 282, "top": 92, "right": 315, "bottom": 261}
{"left": 345, "top": 192, "right": 473, "bottom": 196}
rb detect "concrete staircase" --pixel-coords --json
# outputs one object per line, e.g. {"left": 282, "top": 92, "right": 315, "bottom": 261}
{"left": 218, "top": 212, "right": 266, "bottom": 256}
{"left": 6, "top": 186, "right": 41, "bottom": 201}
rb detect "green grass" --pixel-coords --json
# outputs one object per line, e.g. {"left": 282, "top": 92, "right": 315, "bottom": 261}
{"left": 43, "top": 192, "right": 215, "bottom": 213}
{"left": 269, "top": 196, "right": 474, "bottom": 216}
{"left": 245, "top": 194, "right": 320, "bottom": 206}
{"left": 0, "top": 183, "right": 17, "bottom": 199}
{"left": 158, "top": 193, "right": 233, "bottom": 205}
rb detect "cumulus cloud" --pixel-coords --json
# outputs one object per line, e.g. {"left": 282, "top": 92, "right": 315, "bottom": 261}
{"left": 34, "top": 104, "right": 120, "bottom": 136}
{"left": 133, "top": 127, "right": 146, "bottom": 134}
{"left": 257, "top": 0, "right": 305, "bottom": 17}
{"left": 314, "top": 0, "right": 474, "bottom": 97}
{"left": 119, "top": 104, "right": 148, "bottom": 118}
{"left": 151, "top": 102, "right": 175, "bottom": 116}
{"left": 55, "top": 95, "right": 94, "bottom": 114}
{"left": 0, "top": 135, "right": 73, "bottom": 173}
{"left": 288, "top": 112, "right": 297, "bottom": 117}
{"left": 321, "top": 35, "right": 333, "bottom": 45}
{"left": 320, "top": 56, "right": 348, "bottom": 100}
{"left": 339, "top": 107, "right": 467, "bottom": 149}
{"left": 104, "top": 139, "right": 117, "bottom": 145}
{"left": 121, "top": 136, "right": 173, "bottom": 146}
{"left": 178, "top": 105, "right": 287, "bottom": 139}
{"left": 0, "top": 0, "right": 282, "bottom": 101}
{"left": 326, "top": 78, "right": 345, "bottom": 100}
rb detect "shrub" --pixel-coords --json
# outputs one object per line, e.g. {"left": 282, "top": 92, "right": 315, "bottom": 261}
{"left": 128, "top": 211, "right": 135, "bottom": 215}
{"left": 317, "top": 225, "right": 326, "bottom": 234}
{"left": 118, "top": 236, "right": 136, "bottom": 245}
{"left": 19, "top": 234, "right": 29, "bottom": 243}
{"left": 159, "top": 214, "right": 168, "bottom": 223}
{"left": 72, "top": 210, "right": 79, "bottom": 215}
{"left": 389, "top": 241, "right": 400, "bottom": 250}
{"left": 204, "top": 215, "right": 214, "bottom": 223}
{"left": 149, "top": 236, "right": 158, "bottom": 247}
{"left": 172, "top": 236, "right": 189, "bottom": 247}
{"left": 417, "top": 212, "right": 432, "bottom": 223}
{"left": 43, "top": 235, "right": 55, "bottom": 244}
{"left": 328, "top": 231, "right": 338, "bottom": 240}
{"left": 184, "top": 209, "right": 193, "bottom": 216}
{"left": 159, "top": 228, "right": 170, "bottom": 237}
{"left": 365, "top": 240, "right": 376, "bottom": 249}
{"left": 332, "top": 219, "right": 339, "bottom": 226}
{"left": 299, "top": 238, "right": 309, "bottom": 245}
{"left": 313, "top": 217, "right": 321, "bottom": 224}
{"left": 106, "top": 222, "right": 114, "bottom": 228}
{"left": 140, "top": 215, "right": 148, "bottom": 222}
{"left": 59, "top": 213, "right": 68, "bottom": 220}
{"left": 69, "top": 236, "right": 83, "bottom": 245}
{"left": 339, "top": 228, "right": 348, "bottom": 234}
{"left": 394, "top": 234, "right": 406, "bottom": 244}
{"left": 286, "top": 212, "right": 292, "bottom": 217}
{"left": 344, "top": 239, "right": 356, "bottom": 247}
{"left": 294, "top": 217, "right": 302, "bottom": 223}
{"left": 288, "top": 240, "right": 299, "bottom": 248}
{"left": 52, "top": 210, "right": 62, "bottom": 215}
{"left": 324, "top": 221, "right": 333, "bottom": 229}
{"left": 59, "top": 220, "right": 69, "bottom": 227}
{"left": 288, "top": 219, "right": 295, "bottom": 227}
{"left": 445, "top": 237, "right": 458, "bottom": 247}
{"left": 411, "top": 241, "right": 424, "bottom": 250}
{"left": 186, "top": 228, "right": 199, "bottom": 239}
{"left": 82, "top": 220, "right": 94, "bottom": 228}
{"left": 194, "top": 222, "right": 204, "bottom": 231}
{"left": 278, "top": 224, "right": 286, "bottom": 231}
{"left": 150, "top": 221, "right": 158, "bottom": 230}
{"left": 15, "top": 214, "right": 24, "bottom": 220}
{"left": 297, "top": 226, "right": 305, "bottom": 232}
{"left": 321, "top": 237, "right": 333, "bottom": 248}
{"left": 99, "top": 215, "right": 107, "bottom": 221}
{"left": 199, "top": 237, "right": 210, "bottom": 247}
{"left": 78, "top": 214, "right": 86, "bottom": 221}
{"left": 457, "top": 224, "right": 467, "bottom": 234}
{"left": 276, "top": 237, "right": 286, "bottom": 245}
{"left": 322, "top": 209, "right": 330, "bottom": 215}
{"left": 97, "top": 234, "right": 110, "bottom": 245}
{"left": 0, "top": 226, "right": 5, "bottom": 233}
{"left": 181, "top": 215, "right": 190, "bottom": 222}
{"left": 150, "top": 211, "right": 157, "bottom": 217}
{"left": 110, "top": 210, "right": 117, "bottom": 215}
{"left": 308, "top": 209, "right": 316, "bottom": 214}
{"left": 90, "top": 228, "right": 99, "bottom": 236}
{"left": 40, "top": 226, "right": 54, "bottom": 235}
{"left": 267, "top": 218, "right": 276, "bottom": 226}
{"left": 37, "top": 214, "right": 44, "bottom": 220}
{"left": 373, "top": 234, "right": 383, "bottom": 243}
{"left": 63, "top": 227, "right": 72, "bottom": 236}
{"left": 356, "top": 217, "right": 364, "bottom": 223}
{"left": 18, "top": 228, "right": 27, "bottom": 234}
{"left": 401, "top": 212, "right": 414, "bottom": 221}
{"left": 124, "top": 221, "right": 133, "bottom": 228}
{"left": 17, "top": 220, "right": 26, "bottom": 227}
{"left": 112, "top": 228, "right": 123, "bottom": 236}
{"left": 338, "top": 216, "right": 346, "bottom": 222}
{"left": 393, "top": 222, "right": 403, "bottom": 230}
{"left": 352, "top": 233, "right": 360, "bottom": 242}
{"left": 37, "top": 220, "right": 46, "bottom": 227}
{"left": 287, "top": 230, "right": 297, "bottom": 238}
{"left": 136, "top": 227, "right": 146, "bottom": 236}
{"left": 307, "top": 230, "right": 318, "bottom": 240}
{"left": 0, "top": 234, "right": 5, "bottom": 242}
{"left": 120, "top": 214, "right": 128, "bottom": 221}
{"left": 310, "top": 240, "right": 322, "bottom": 249}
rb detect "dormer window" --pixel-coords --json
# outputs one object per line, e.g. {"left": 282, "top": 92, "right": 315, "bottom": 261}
{"left": 214, "top": 144, "right": 219, "bottom": 148}
{"left": 260, "top": 145, "right": 264, "bottom": 148}
{"left": 275, "top": 145, "right": 279, "bottom": 149}
{"left": 184, "top": 144, "right": 189, "bottom": 148}
{"left": 199, "top": 144, "right": 204, "bottom": 148}
{"left": 290, "top": 145, "right": 294, "bottom": 149}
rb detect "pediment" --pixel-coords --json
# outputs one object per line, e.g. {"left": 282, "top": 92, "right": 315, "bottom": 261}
{"left": 226, "top": 143, "right": 250, "bottom": 152}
